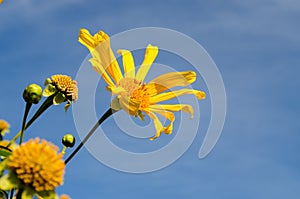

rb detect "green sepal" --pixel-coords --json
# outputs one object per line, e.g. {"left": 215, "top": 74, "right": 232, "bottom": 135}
{"left": 64, "top": 102, "right": 71, "bottom": 112}
{"left": 0, "top": 128, "right": 9, "bottom": 137}
{"left": 53, "top": 93, "right": 66, "bottom": 105}
{"left": 38, "top": 190, "right": 59, "bottom": 199}
{"left": 0, "top": 158, "right": 8, "bottom": 174}
{"left": 110, "top": 97, "right": 122, "bottom": 111}
{"left": 0, "top": 173, "right": 18, "bottom": 190}
{"left": 137, "top": 110, "right": 145, "bottom": 121}
{"left": 21, "top": 188, "right": 35, "bottom": 199}
{"left": 44, "top": 78, "right": 52, "bottom": 86}
{"left": 0, "top": 147, "right": 12, "bottom": 158}
{"left": 43, "top": 85, "right": 57, "bottom": 97}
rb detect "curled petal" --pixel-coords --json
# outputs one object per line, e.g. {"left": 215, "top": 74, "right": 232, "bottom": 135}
{"left": 149, "top": 104, "right": 194, "bottom": 119}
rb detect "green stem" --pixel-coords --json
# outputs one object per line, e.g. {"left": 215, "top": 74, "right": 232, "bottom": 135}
{"left": 64, "top": 108, "right": 117, "bottom": 165}
{"left": 19, "top": 102, "right": 32, "bottom": 145}
{"left": 7, "top": 95, "right": 55, "bottom": 147}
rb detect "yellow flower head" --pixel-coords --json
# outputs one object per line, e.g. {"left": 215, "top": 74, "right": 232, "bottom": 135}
{"left": 50, "top": 74, "right": 78, "bottom": 102}
{"left": 0, "top": 119, "right": 10, "bottom": 136}
{"left": 79, "top": 29, "right": 206, "bottom": 140}
{"left": 7, "top": 138, "right": 65, "bottom": 192}
{"left": 43, "top": 74, "right": 78, "bottom": 111}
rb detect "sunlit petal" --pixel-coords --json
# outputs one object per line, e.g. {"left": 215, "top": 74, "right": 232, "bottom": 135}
{"left": 136, "top": 44, "right": 158, "bottom": 82}
{"left": 78, "top": 29, "right": 123, "bottom": 84}
{"left": 147, "top": 71, "right": 197, "bottom": 95}
{"left": 89, "top": 58, "right": 115, "bottom": 89}
{"left": 150, "top": 89, "right": 206, "bottom": 104}
{"left": 117, "top": 49, "right": 135, "bottom": 78}
{"left": 149, "top": 104, "right": 194, "bottom": 119}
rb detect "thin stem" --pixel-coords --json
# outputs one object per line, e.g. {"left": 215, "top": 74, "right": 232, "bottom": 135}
{"left": 7, "top": 95, "right": 54, "bottom": 147}
{"left": 19, "top": 102, "right": 32, "bottom": 145}
{"left": 9, "top": 189, "right": 14, "bottom": 199}
{"left": 65, "top": 108, "right": 117, "bottom": 165}
{"left": 16, "top": 189, "right": 22, "bottom": 199}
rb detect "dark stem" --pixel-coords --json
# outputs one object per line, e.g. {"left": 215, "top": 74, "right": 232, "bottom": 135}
{"left": 64, "top": 108, "right": 117, "bottom": 165}
{"left": 25, "top": 95, "right": 54, "bottom": 129}
{"left": 7, "top": 95, "right": 54, "bottom": 147}
{"left": 19, "top": 102, "right": 32, "bottom": 145}
{"left": 16, "top": 189, "right": 22, "bottom": 199}
{"left": 9, "top": 189, "right": 14, "bottom": 199}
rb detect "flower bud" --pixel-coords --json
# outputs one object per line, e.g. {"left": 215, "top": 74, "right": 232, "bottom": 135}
{"left": 23, "top": 84, "right": 43, "bottom": 104}
{"left": 62, "top": 134, "right": 75, "bottom": 148}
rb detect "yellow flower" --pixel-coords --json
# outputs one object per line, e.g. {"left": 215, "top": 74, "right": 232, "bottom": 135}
{"left": 0, "top": 119, "right": 10, "bottom": 136}
{"left": 79, "top": 29, "right": 206, "bottom": 140}
{"left": 43, "top": 74, "right": 78, "bottom": 111}
{"left": 60, "top": 194, "right": 71, "bottom": 199}
{"left": 0, "top": 0, "right": 3, "bottom": 5}
{"left": 7, "top": 138, "right": 65, "bottom": 192}
{"left": 50, "top": 75, "right": 78, "bottom": 102}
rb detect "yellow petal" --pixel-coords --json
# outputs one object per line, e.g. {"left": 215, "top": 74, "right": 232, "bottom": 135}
{"left": 136, "top": 44, "right": 158, "bottom": 82}
{"left": 149, "top": 89, "right": 206, "bottom": 104}
{"left": 149, "top": 104, "right": 194, "bottom": 119}
{"left": 89, "top": 58, "right": 115, "bottom": 89}
{"left": 78, "top": 28, "right": 96, "bottom": 51}
{"left": 143, "top": 110, "right": 164, "bottom": 140}
{"left": 93, "top": 33, "right": 123, "bottom": 84}
{"left": 150, "top": 108, "right": 175, "bottom": 135}
{"left": 79, "top": 28, "right": 123, "bottom": 84}
{"left": 117, "top": 49, "right": 135, "bottom": 78}
{"left": 147, "top": 71, "right": 197, "bottom": 95}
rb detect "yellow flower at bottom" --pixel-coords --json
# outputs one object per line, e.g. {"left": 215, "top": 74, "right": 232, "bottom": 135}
{"left": 79, "top": 29, "right": 206, "bottom": 140}
{"left": 7, "top": 138, "right": 65, "bottom": 192}
{"left": 0, "top": 119, "right": 10, "bottom": 136}
{"left": 60, "top": 194, "right": 71, "bottom": 199}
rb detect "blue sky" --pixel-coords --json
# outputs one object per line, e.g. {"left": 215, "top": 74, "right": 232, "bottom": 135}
{"left": 1, "top": 0, "right": 300, "bottom": 198}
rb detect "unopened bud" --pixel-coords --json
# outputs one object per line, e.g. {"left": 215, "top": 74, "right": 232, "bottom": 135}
{"left": 23, "top": 84, "right": 43, "bottom": 104}
{"left": 62, "top": 134, "right": 75, "bottom": 148}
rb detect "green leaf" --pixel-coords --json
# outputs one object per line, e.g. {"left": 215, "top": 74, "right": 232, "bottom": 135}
{"left": 0, "top": 147, "right": 11, "bottom": 158}
{"left": 53, "top": 93, "right": 66, "bottom": 105}
{"left": 43, "top": 85, "right": 57, "bottom": 97}
{"left": 0, "top": 173, "right": 17, "bottom": 190}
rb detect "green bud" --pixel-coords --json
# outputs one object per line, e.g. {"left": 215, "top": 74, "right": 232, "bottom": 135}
{"left": 62, "top": 134, "right": 75, "bottom": 148}
{"left": 23, "top": 84, "right": 43, "bottom": 104}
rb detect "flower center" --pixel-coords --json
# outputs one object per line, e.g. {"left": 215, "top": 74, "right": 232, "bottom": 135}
{"left": 118, "top": 78, "right": 150, "bottom": 108}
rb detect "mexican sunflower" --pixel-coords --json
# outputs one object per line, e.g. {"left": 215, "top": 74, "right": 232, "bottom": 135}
{"left": 78, "top": 28, "right": 206, "bottom": 140}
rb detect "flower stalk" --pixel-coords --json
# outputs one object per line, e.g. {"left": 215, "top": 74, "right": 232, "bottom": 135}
{"left": 7, "top": 95, "right": 55, "bottom": 147}
{"left": 65, "top": 108, "right": 117, "bottom": 164}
